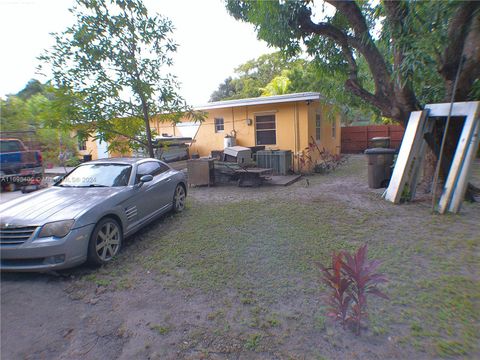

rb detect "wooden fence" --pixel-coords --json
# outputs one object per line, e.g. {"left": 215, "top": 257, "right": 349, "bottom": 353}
{"left": 341, "top": 125, "right": 405, "bottom": 153}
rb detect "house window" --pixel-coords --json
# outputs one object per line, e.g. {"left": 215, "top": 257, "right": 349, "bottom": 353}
{"left": 332, "top": 119, "right": 336, "bottom": 138}
{"left": 78, "top": 138, "right": 87, "bottom": 151}
{"left": 315, "top": 112, "right": 321, "bottom": 141}
{"left": 255, "top": 114, "right": 276, "bottom": 145}
{"left": 214, "top": 118, "right": 224, "bottom": 133}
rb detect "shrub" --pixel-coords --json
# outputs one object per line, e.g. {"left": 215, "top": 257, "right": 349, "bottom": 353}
{"left": 297, "top": 136, "right": 345, "bottom": 174}
{"left": 318, "top": 244, "right": 388, "bottom": 335}
{"left": 319, "top": 252, "right": 352, "bottom": 325}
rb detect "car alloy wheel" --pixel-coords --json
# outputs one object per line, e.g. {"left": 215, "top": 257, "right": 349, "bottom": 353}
{"left": 173, "top": 185, "right": 186, "bottom": 212}
{"left": 88, "top": 218, "right": 122, "bottom": 265}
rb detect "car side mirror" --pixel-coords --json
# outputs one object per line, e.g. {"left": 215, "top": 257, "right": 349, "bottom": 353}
{"left": 134, "top": 174, "right": 153, "bottom": 189}
{"left": 53, "top": 175, "right": 64, "bottom": 183}
{"left": 140, "top": 174, "right": 153, "bottom": 183}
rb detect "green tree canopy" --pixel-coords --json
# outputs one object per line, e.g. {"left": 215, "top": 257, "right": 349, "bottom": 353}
{"left": 39, "top": 0, "right": 203, "bottom": 157}
{"left": 260, "top": 71, "right": 291, "bottom": 96}
{"left": 225, "top": 0, "right": 480, "bottom": 197}
{"left": 209, "top": 52, "right": 293, "bottom": 101}
{"left": 226, "top": 0, "right": 480, "bottom": 124}
{"left": 209, "top": 51, "right": 379, "bottom": 122}
{"left": 0, "top": 82, "right": 78, "bottom": 165}
{"left": 16, "top": 79, "right": 46, "bottom": 101}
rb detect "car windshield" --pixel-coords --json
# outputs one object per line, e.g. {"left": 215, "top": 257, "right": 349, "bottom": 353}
{"left": 57, "top": 163, "right": 132, "bottom": 187}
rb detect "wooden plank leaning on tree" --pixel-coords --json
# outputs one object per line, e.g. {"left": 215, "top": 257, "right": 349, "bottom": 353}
{"left": 449, "top": 118, "right": 480, "bottom": 213}
{"left": 384, "top": 111, "right": 429, "bottom": 204}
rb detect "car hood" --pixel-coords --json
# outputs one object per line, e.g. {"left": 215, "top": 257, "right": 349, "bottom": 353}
{"left": 0, "top": 186, "right": 125, "bottom": 226}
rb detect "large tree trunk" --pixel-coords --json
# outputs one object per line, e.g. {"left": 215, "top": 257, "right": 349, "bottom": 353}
{"left": 361, "top": 1, "right": 479, "bottom": 201}
{"left": 294, "top": 1, "right": 479, "bottom": 201}
{"left": 439, "top": 2, "right": 480, "bottom": 101}
{"left": 425, "top": 3, "right": 480, "bottom": 201}
{"left": 422, "top": 117, "right": 466, "bottom": 197}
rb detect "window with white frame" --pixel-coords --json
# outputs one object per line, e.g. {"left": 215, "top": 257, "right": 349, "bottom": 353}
{"left": 315, "top": 112, "right": 321, "bottom": 141}
{"left": 255, "top": 114, "right": 276, "bottom": 145}
{"left": 214, "top": 118, "right": 224, "bottom": 133}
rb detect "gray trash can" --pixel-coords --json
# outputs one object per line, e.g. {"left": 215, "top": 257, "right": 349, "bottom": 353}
{"left": 364, "top": 148, "right": 397, "bottom": 188}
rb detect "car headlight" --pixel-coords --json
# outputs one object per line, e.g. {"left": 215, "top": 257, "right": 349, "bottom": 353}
{"left": 38, "top": 220, "right": 75, "bottom": 238}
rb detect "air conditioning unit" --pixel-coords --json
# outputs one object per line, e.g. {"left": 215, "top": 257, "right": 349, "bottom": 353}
{"left": 256, "top": 150, "right": 292, "bottom": 175}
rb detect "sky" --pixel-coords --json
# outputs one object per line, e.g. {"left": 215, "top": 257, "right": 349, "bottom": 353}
{"left": 0, "top": 0, "right": 274, "bottom": 106}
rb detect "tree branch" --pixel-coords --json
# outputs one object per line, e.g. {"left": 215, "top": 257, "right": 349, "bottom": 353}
{"left": 296, "top": 5, "right": 394, "bottom": 119}
{"left": 326, "top": 0, "right": 393, "bottom": 100}
{"left": 440, "top": 2, "right": 480, "bottom": 101}
{"left": 340, "top": 44, "right": 392, "bottom": 116}
{"left": 439, "top": 1, "right": 480, "bottom": 80}
{"left": 383, "top": 1, "right": 420, "bottom": 118}
{"left": 99, "top": 126, "right": 148, "bottom": 147}
{"left": 326, "top": 0, "right": 370, "bottom": 35}
{"left": 383, "top": 0, "right": 407, "bottom": 74}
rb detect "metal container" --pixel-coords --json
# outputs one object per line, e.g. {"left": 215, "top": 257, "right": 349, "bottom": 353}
{"left": 364, "top": 148, "right": 397, "bottom": 188}
{"left": 224, "top": 135, "right": 236, "bottom": 148}
{"left": 187, "top": 158, "right": 215, "bottom": 186}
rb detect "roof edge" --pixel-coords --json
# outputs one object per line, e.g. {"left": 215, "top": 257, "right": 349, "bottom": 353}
{"left": 194, "top": 92, "right": 323, "bottom": 111}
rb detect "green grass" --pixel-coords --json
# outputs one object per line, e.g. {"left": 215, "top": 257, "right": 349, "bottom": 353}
{"left": 140, "top": 198, "right": 357, "bottom": 294}
{"left": 85, "top": 157, "right": 480, "bottom": 358}
{"left": 149, "top": 323, "right": 171, "bottom": 335}
{"left": 244, "top": 333, "right": 262, "bottom": 351}
{"left": 82, "top": 273, "right": 112, "bottom": 287}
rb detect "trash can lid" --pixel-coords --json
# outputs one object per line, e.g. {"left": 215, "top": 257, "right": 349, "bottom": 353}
{"left": 364, "top": 147, "right": 397, "bottom": 155}
{"left": 370, "top": 136, "right": 390, "bottom": 141}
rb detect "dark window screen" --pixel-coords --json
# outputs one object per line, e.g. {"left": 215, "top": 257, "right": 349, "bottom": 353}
{"left": 256, "top": 115, "right": 276, "bottom": 145}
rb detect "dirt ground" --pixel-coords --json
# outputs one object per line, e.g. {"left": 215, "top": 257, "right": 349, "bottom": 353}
{"left": 1, "top": 155, "right": 479, "bottom": 359}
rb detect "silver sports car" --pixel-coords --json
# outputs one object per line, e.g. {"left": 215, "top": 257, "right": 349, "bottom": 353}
{"left": 0, "top": 157, "right": 187, "bottom": 271}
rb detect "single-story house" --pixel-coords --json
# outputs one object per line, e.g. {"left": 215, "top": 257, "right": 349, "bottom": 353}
{"left": 76, "top": 135, "right": 110, "bottom": 160}
{"left": 76, "top": 92, "right": 341, "bottom": 172}
{"left": 156, "top": 92, "right": 341, "bottom": 171}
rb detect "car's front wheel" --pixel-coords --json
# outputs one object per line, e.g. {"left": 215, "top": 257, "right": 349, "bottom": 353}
{"left": 87, "top": 217, "right": 123, "bottom": 265}
{"left": 172, "top": 184, "right": 186, "bottom": 213}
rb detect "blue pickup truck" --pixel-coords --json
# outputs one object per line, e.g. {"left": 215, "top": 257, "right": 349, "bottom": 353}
{"left": 0, "top": 138, "right": 43, "bottom": 185}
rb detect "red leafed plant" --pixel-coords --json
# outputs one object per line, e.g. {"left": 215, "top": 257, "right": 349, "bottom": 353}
{"left": 319, "top": 252, "right": 352, "bottom": 325}
{"left": 319, "top": 244, "right": 388, "bottom": 335}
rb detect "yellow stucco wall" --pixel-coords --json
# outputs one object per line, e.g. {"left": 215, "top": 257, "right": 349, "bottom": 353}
{"left": 78, "top": 99, "right": 341, "bottom": 168}
{"left": 74, "top": 132, "right": 132, "bottom": 160}
{"left": 307, "top": 103, "right": 342, "bottom": 162}
{"left": 155, "top": 100, "right": 341, "bottom": 170}
{"left": 71, "top": 130, "right": 98, "bottom": 160}
{"left": 82, "top": 137, "right": 98, "bottom": 159}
